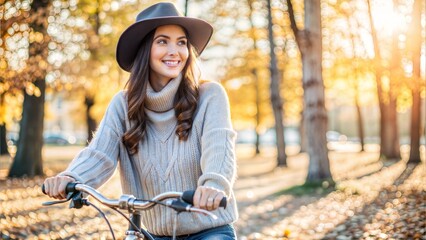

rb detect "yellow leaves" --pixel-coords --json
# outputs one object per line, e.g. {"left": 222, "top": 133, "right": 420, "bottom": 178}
{"left": 25, "top": 82, "right": 41, "bottom": 97}
{"left": 29, "top": 31, "right": 44, "bottom": 43}
{"left": 0, "top": 82, "right": 10, "bottom": 93}
{"left": 0, "top": 92, "right": 23, "bottom": 126}
{"left": 283, "top": 228, "right": 291, "bottom": 237}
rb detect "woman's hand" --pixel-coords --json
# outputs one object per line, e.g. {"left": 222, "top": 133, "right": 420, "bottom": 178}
{"left": 193, "top": 186, "right": 225, "bottom": 211}
{"left": 43, "top": 176, "right": 75, "bottom": 199}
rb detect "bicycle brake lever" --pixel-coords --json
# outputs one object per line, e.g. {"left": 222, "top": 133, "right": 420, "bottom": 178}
{"left": 42, "top": 192, "right": 74, "bottom": 206}
{"left": 166, "top": 200, "right": 218, "bottom": 220}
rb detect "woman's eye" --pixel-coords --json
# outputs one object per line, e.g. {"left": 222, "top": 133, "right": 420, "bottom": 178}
{"left": 157, "top": 39, "right": 167, "bottom": 44}
{"left": 178, "top": 40, "right": 187, "bottom": 46}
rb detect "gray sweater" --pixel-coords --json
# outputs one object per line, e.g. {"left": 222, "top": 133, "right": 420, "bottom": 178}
{"left": 59, "top": 75, "right": 238, "bottom": 236}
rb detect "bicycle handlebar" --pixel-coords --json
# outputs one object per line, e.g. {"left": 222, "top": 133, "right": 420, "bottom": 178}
{"left": 42, "top": 182, "right": 227, "bottom": 209}
{"left": 42, "top": 182, "right": 227, "bottom": 239}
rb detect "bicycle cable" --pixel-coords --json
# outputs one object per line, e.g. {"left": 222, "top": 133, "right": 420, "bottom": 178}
{"left": 86, "top": 201, "right": 116, "bottom": 240}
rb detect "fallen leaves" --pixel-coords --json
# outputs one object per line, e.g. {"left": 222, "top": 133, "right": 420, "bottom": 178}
{"left": 0, "top": 158, "right": 425, "bottom": 239}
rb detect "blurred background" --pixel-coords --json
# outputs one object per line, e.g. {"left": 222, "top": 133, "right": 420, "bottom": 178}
{"left": 0, "top": 0, "right": 425, "bottom": 239}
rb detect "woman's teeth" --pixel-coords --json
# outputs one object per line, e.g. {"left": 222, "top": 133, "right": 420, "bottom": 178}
{"left": 163, "top": 60, "right": 179, "bottom": 66}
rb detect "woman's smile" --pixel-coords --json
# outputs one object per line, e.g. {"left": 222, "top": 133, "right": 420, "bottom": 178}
{"left": 162, "top": 60, "right": 181, "bottom": 67}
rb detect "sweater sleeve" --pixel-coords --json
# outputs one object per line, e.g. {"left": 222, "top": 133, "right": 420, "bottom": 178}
{"left": 58, "top": 92, "right": 127, "bottom": 189}
{"left": 197, "top": 82, "right": 237, "bottom": 197}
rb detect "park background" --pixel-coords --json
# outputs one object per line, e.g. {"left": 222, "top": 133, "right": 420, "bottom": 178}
{"left": 0, "top": 0, "right": 425, "bottom": 239}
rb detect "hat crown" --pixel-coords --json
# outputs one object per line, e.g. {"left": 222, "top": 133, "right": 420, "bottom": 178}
{"left": 136, "top": 2, "right": 183, "bottom": 22}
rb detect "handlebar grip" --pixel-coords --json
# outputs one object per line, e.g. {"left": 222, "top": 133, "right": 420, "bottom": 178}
{"left": 182, "top": 190, "right": 227, "bottom": 209}
{"left": 41, "top": 184, "right": 46, "bottom": 195}
{"left": 65, "top": 182, "right": 78, "bottom": 194}
{"left": 41, "top": 182, "right": 78, "bottom": 195}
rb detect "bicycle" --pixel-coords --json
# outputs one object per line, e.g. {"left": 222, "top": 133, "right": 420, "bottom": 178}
{"left": 42, "top": 182, "right": 227, "bottom": 240}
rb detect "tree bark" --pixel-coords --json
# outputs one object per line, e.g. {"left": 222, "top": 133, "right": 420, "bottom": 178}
{"left": 85, "top": 95, "right": 97, "bottom": 144}
{"left": 184, "top": 0, "right": 189, "bottom": 16}
{"left": 0, "top": 93, "right": 9, "bottom": 155}
{"left": 9, "top": 80, "right": 46, "bottom": 177}
{"left": 408, "top": 0, "right": 422, "bottom": 163}
{"left": 267, "top": 0, "right": 287, "bottom": 167}
{"left": 355, "top": 95, "right": 365, "bottom": 152}
{"left": 287, "top": 0, "right": 332, "bottom": 182}
{"left": 0, "top": 124, "right": 8, "bottom": 155}
{"left": 8, "top": 0, "right": 50, "bottom": 177}
{"left": 253, "top": 69, "right": 261, "bottom": 155}
{"left": 384, "top": 0, "right": 401, "bottom": 159}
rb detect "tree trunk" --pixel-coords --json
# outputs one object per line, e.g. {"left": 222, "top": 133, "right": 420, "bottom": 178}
{"left": 302, "top": 0, "right": 331, "bottom": 182}
{"left": 384, "top": 0, "right": 401, "bottom": 159}
{"left": 254, "top": 69, "right": 261, "bottom": 155}
{"left": 184, "top": 0, "right": 189, "bottom": 16}
{"left": 8, "top": 0, "right": 50, "bottom": 177}
{"left": 381, "top": 100, "right": 400, "bottom": 158}
{"left": 367, "top": 0, "right": 401, "bottom": 160}
{"left": 84, "top": 0, "right": 101, "bottom": 144}
{"left": 267, "top": 0, "right": 287, "bottom": 167}
{"left": 287, "top": 0, "right": 332, "bottom": 182}
{"left": 85, "top": 95, "right": 97, "bottom": 144}
{"left": 408, "top": 0, "right": 422, "bottom": 163}
{"left": 9, "top": 80, "right": 46, "bottom": 177}
{"left": 248, "top": 0, "right": 261, "bottom": 155}
{"left": 345, "top": 8, "right": 365, "bottom": 152}
{"left": 355, "top": 96, "right": 365, "bottom": 152}
{"left": 0, "top": 93, "right": 9, "bottom": 155}
{"left": 0, "top": 124, "right": 8, "bottom": 155}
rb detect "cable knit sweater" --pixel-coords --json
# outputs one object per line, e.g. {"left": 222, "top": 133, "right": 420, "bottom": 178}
{"left": 59, "top": 75, "right": 238, "bottom": 236}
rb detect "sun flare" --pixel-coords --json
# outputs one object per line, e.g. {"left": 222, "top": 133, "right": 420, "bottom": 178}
{"left": 372, "top": 0, "right": 408, "bottom": 36}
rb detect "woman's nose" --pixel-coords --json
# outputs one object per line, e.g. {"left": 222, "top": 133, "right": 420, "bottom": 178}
{"left": 167, "top": 44, "right": 178, "bottom": 55}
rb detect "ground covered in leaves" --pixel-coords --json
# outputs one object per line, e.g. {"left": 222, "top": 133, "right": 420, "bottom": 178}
{"left": 0, "top": 146, "right": 425, "bottom": 239}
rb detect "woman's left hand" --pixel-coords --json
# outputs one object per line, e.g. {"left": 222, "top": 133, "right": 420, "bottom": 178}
{"left": 193, "top": 186, "right": 225, "bottom": 211}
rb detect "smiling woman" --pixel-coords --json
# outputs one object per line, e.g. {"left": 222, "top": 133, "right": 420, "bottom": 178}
{"left": 43, "top": 2, "right": 239, "bottom": 239}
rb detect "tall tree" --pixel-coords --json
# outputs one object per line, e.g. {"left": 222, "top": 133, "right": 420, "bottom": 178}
{"left": 83, "top": 0, "right": 102, "bottom": 143}
{"left": 8, "top": 0, "right": 51, "bottom": 177}
{"left": 342, "top": 2, "right": 366, "bottom": 152}
{"left": 366, "top": 0, "right": 401, "bottom": 160}
{"left": 408, "top": 0, "right": 422, "bottom": 163}
{"left": 287, "top": 0, "right": 333, "bottom": 182}
{"left": 248, "top": 0, "right": 263, "bottom": 155}
{"left": 267, "top": 0, "right": 287, "bottom": 167}
{"left": 0, "top": 0, "right": 31, "bottom": 156}
{"left": 386, "top": 0, "right": 402, "bottom": 159}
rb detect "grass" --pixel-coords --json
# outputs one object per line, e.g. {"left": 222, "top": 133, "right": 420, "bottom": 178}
{"left": 274, "top": 180, "right": 336, "bottom": 197}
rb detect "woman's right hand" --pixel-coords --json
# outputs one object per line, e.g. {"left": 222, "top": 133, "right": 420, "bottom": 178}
{"left": 43, "top": 176, "right": 75, "bottom": 199}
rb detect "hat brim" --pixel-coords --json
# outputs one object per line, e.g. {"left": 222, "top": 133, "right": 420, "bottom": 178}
{"left": 116, "top": 17, "right": 213, "bottom": 72}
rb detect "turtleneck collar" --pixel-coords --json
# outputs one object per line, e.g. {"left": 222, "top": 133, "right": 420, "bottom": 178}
{"left": 145, "top": 74, "right": 182, "bottom": 112}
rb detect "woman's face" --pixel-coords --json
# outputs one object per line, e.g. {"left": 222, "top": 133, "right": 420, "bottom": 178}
{"left": 149, "top": 25, "right": 189, "bottom": 87}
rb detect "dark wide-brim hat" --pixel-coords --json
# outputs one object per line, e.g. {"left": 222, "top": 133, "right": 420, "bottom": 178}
{"left": 116, "top": 2, "right": 213, "bottom": 72}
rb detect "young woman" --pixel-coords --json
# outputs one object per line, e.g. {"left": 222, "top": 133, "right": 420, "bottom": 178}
{"left": 43, "top": 2, "right": 238, "bottom": 239}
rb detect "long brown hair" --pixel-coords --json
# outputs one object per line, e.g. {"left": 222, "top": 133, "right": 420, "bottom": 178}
{"left": 122, "top": 28, "right": 200, "bottom": 155}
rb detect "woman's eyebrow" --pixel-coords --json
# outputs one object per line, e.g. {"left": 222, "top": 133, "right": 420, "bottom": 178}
{"left": 154, "top": 34, "right": 187, "bottom": 40}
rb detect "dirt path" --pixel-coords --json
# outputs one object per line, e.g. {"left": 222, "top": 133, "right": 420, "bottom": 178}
{"left": 0, "top": 145, "right": 425, "bottom": 239}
